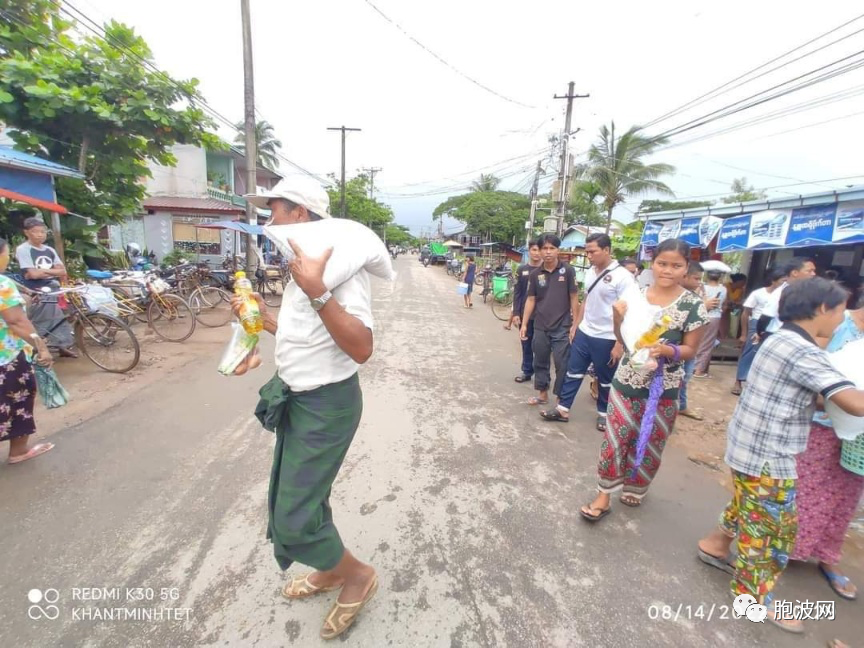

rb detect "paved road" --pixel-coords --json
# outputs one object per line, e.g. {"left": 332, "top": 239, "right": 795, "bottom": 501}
{"left": 1, "top": 257, "right": 860, "bottom": 647}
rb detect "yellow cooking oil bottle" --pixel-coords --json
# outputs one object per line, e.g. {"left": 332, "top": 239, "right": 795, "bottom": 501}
{"left": 234, "top": 271, "right": 263, "bottom": 334}
{"left": 635, "top": 314, "right": 673, "bottom": 350}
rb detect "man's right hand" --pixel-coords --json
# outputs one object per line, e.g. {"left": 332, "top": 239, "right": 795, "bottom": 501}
{"left": 230, "top": 292, "right": 267, "bottom": 320}
{"left": 520, "top": 326, "right": 528, "bottom": 341}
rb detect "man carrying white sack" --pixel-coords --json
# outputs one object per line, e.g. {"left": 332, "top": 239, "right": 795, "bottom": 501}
{"left": 232, "top": 176, "right": 385, "bottom": 640}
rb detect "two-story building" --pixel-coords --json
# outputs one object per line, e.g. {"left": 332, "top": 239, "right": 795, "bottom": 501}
{"left": 108, "top": 144, "right": 281, "bottom": 264}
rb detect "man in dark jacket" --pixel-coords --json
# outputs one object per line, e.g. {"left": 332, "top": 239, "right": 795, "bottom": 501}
{"left": 508, "top": 240, "right": 542, "bottom": 382}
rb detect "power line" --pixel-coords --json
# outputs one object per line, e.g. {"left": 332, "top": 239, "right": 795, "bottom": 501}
{"left": 642, "top": 11, "right": 864, "bottom": 129}
{"left": 361, "top": 0, "right": 536, "bottom": 109}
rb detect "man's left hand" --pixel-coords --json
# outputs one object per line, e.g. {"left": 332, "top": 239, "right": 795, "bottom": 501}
{"left": 287, "top": 238, "right": 332, "bottom": 299}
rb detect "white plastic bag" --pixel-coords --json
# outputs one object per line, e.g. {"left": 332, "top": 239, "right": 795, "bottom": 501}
{"left": 218, "top": 323, "right": 260, "bottom": 376}
{"left": 81, "top": 285, "right": 119, "bottom": 316}
{"left": 825, "top": 337, "right": 864, "bottom": 440}
{"left": 263, "top": 218, "right": 396, "bottom": 290}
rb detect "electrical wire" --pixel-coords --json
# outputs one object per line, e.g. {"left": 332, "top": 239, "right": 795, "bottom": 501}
{"left": 361, "top": 0, "right": 536, "bottom": 109}
{"left": 642, "top": 11, "right": 864, "bottom": 129}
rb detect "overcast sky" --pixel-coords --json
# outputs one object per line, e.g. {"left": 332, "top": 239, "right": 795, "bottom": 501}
{"left": 71, "top": 0, "right": 864, "bottom": 234}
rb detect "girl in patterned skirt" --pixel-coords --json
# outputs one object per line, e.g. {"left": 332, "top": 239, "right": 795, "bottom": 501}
{"left": 0, "top": 237, "right": 55, "bottom": 464}
{"left": 580, "top": 238, "right": 708, "bottom": 520}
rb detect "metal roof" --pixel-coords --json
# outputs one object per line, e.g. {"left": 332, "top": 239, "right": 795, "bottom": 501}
{"left": 644, "top": 185, "right": 864, "bottom": 222}
{"left": 142, "top": 196, "right": 246, "bottom": 215}
{"left": 0, "top": 147, "right": 84, "bottom": 179}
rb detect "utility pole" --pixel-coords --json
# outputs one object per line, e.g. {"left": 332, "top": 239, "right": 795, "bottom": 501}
{"left": 362, "top": 167, "right": 383, "bottom": 200}
{"left": 240, "top": 0, "right": 257, "bottom": 272}
{"left": 552, "top": 82, "right": 589, "bottom": 235}
{"left": 327, "top": 126, "right": 361, "bottom": 217}
{"left": 526, "top": 160, "right": 543, "bottom": 248}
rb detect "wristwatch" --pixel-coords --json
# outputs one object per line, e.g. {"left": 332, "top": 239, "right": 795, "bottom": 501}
{"left": 310, "top": 290, "right": 333, "bottom": 311}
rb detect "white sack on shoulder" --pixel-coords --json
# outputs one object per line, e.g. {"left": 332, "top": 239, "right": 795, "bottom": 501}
{"left": 263, "top": 218, "right": 396, "bottom": 290}
{"left": 825, "top": 337, "right": 864, "bottom": 440}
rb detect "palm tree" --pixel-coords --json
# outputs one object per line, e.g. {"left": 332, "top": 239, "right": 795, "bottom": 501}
{"left": 471, "top": 173, "right": 500, "bottom": 192}
{"left": 233, "top": 120, "right": 283, "bottom": 170}
{"left": 586, "top": 122, "right": 675, "bottom": 234}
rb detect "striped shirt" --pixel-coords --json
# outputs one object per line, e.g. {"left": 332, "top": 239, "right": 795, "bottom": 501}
{"left": 725, "top": 323, "right": 854, "bottom": 479}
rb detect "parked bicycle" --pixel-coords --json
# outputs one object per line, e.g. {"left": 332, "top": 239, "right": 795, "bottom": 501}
{"left": 100, "top": 273, "right": 197, "bottom": 343}
{"left": 20, "top": 282, "right": 140, "bottom": 374}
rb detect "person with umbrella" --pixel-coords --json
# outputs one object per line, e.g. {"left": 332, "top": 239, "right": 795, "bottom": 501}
{"left": 0, "top": 237, "right": 55, "bottom": 464}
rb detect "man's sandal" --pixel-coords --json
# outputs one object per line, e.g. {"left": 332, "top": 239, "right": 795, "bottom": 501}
{"left": 282, "top": 573, "right": 343, "bottom": 600}
{"left": 320, "top": 576, "right": 379, "bottom": 640}
{"left": 540, "top": 408, "right": 568, "bottom": 422}
{"left": 619, "top": 494, "right": 642, "bottom": 507}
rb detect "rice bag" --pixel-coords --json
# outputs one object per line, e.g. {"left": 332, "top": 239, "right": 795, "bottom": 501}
{"left": 263, "top": 218, "right": 396, "bottom": 290}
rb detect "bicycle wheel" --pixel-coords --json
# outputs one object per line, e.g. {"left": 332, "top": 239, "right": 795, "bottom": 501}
{"left": 189, "top": 287, "right": 232, "bottom": 328}
{"left": 148, "top": 294, "right": 196, "bottom": 342}
{"left": 261, "top": 280, "right": 282, "bottom": 308}
{"left": 75, "top": 313, "right": 140, "bottom": 374}
{"left": 491, "top": 290, "right": 514, "bottom": 321}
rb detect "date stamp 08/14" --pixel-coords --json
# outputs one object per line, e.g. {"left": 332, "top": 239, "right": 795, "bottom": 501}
{"left": 647, "top": 600, "right": 836, "bottom": 623}
{"left": 647, "top": 604, "right": 733, "bottom": 622}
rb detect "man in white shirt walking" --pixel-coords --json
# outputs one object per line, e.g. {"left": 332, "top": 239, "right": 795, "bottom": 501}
{"left": 234, "top": 178, "right": 378, "bottom": 640}
{"left": 540, "top": 233, "right": 633, "bottom": 432}
{"left": 731, "top": 267, "right": 785, "bottom": 395}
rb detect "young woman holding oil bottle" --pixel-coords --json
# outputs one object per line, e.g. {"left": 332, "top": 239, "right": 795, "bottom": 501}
{"left": 580, "top": 238, "right": 709, "bottom": 521}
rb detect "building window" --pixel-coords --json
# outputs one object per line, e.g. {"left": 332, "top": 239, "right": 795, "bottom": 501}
{"left": 172, "top": 219, "right": 221, "bottom": 256}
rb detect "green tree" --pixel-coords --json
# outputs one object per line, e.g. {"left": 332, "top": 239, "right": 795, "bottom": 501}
{"left": 639, "top": 199, "right": 714, "bottom": 213}
{"left": 434, "top": 190, "right": 530, "bottom": 243}
{"left": 326, "top": 173, "right": 395, "bottom": 232}
{"left": 567, "top": 166, "right": 605, "bottom": 227}
{"left": 610, "top": 220, "right": 645, "bottom": 260}
{"left": 0, "top": 0, "right": 220, "bottom": 247}
{"left": 233, "top": 119, "right": 282, "bottom": 170}
{"left": 471, "top": 173, "right": 500, "bottom": 192}
{"left": 722, "top": 177, "right": 765, "bottom": 204}
{"left": 585, "top": 122, "right": 675, "bottom": 234}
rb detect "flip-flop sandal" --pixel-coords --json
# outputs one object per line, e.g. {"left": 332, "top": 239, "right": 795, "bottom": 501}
{"left": 526, "top": 397, "right": 548, "bottom": 405}
{"left": 619, "top": 494, "right": 642, "bottom": 507}
{"left": 320, "top": 576, "right": 379, "bottom": 640}
{"left": 540, "top": 409, "right": 569, "bottom": 422}
{"left": 282, "top": 573, "right": 343, "bottom": 600}
{"left": 679, "top": 409, "right": 705, "bottom": 421}
{"left": 8, "top": 442, "right": 55, "bottom": 465}
{"left": 579, "top": 505, "right": 611, "bottom": 522}
{"left": 819, "top": 564, "right": 858, "bottom": 600}
{"left": 697, "top": 548, "right": 735, "bottom": 575}
{"left": 596, "top": 416, "right": 607, "bottom": 432}
{"left": 514, "top": 375, "right": 532, "bottom": 383}
{"left": 731, "top": 387, "right": 742, "bottom": 396}
{"left": 768, "top": 615, "right": 804, "bottom": 634}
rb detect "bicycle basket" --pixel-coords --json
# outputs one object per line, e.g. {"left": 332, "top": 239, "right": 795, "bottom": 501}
{"left": 148, "top": 278, "right": 170, "bottom": 295}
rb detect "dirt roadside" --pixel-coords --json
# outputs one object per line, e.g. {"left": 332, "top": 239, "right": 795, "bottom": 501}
{"left": 33, "top": 322, "right": 231, "bottom": 437}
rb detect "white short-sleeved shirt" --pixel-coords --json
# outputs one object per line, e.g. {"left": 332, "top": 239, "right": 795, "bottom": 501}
{"left": 579, "top": 262, "right": 634, "bottom": 340}
{"left": 743, "top": 287, "right": 773, "bottom": 321}
{"left": 275, "top": 270, "right": 374, "bottom": 392}
{"left": 762, "top": 282, "right": 787, "bottom": 333}
{"left": 703, "top": 284, "right": 727, "bottom": 319}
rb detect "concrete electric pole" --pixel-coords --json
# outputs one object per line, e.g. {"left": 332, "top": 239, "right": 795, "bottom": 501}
{"left": 362, "top": 167, "right": 383, "bottom": 200}
{"left": 527, "top": 160, "right": 544, "bottom": 248}
{"left": 240, "top": 0, "right": 258, "bottom": 272}
{"left": 552, "top": 82, "right": 589, "bottom": 235}
{"left": 327, "top": 126, "right": 362, "bottom": 217}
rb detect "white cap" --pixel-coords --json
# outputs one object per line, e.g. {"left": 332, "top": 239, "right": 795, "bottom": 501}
{"left": 245, "top": 175, "right": 331, "bottom": 218}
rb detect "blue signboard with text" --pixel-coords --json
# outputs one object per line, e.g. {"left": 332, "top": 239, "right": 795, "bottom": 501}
{"left": 716, "top": 214, "right": 752, "bottom": 252}
{"left": 785, "top": 205, "right": 837, "bottom": 247}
